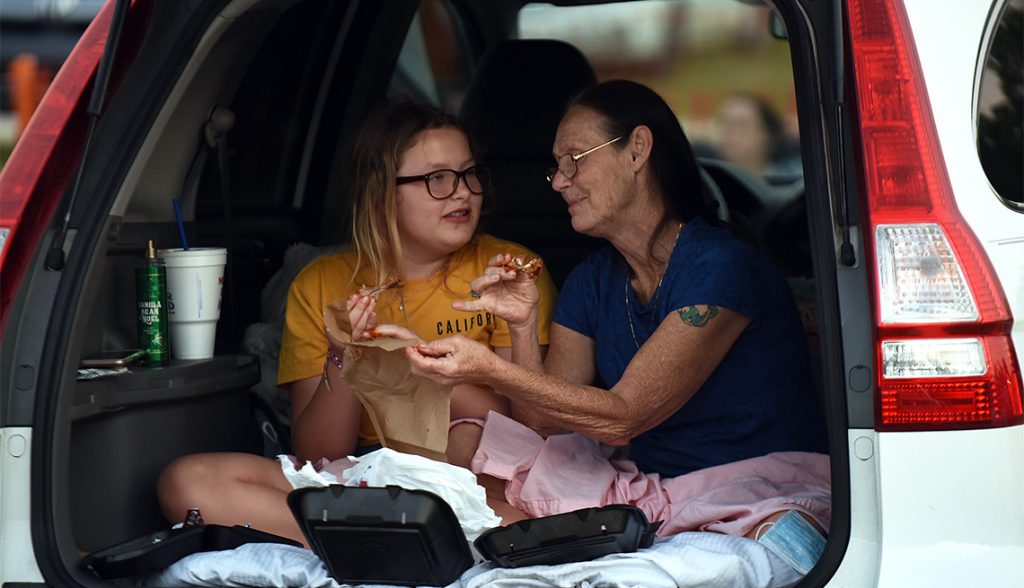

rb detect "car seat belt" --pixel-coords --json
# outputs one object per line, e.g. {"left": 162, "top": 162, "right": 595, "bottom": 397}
{"left": 209, "top": 107, "right": 238, "bottom": 344}
{"left": 180, "top": 107, "right": 238, "bottom": 343}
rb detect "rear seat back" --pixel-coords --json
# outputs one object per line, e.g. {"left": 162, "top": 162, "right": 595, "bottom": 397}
{"left": 459, "top": 39, "right": 602, "bottom": 288}
{"left": 698, "top": 157, "right": 810, "bottom": 278}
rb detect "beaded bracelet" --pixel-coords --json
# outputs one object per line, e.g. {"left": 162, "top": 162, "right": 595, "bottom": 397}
{"left": 322, "top": 348, "right": 344, "bottom": 390}
{"left": 326, "top": 348, "right": 344, "bottom": 370}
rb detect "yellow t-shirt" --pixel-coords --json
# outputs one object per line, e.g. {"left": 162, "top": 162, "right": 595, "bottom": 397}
{"left": 277, "top": 234, "right": 558, "bottom": 446}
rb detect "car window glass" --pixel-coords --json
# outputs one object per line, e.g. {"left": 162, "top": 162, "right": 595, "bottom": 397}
{"left": 388, "top": 0, "right": 470, "bottom": 113}
{"left": 976, "top": 0, "right": 1023, "bottom": 210}
{"left": 518, "top": 0, "right": 802, "bottom": 186}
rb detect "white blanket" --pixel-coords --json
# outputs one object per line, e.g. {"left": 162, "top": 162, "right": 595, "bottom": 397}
{"left": 145, "top": 531, "right": 802, "bottom": 588}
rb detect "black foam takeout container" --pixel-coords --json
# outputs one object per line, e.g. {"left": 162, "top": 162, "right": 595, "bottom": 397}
{"left": 288, "top": 485, "right": 473, "bottom": 587}
{"left": 474, "top": 504, "right": 661, "bottom": 568}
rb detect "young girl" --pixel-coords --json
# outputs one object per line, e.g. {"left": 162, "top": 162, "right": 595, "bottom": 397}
{"left": 156, "top": 100, "right": 557, "bottom": 544}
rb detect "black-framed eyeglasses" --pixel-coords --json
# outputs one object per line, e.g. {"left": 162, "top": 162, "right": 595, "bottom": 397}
{"left": 546, "top": 136, "right": 624, "bottom": 183}
{"left": 395, "top": 165, "right": 491, "bottom": 200}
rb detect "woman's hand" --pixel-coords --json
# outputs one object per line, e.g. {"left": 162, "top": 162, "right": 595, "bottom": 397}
{"left": 405, "top": 335, "right": 499, "bottom": 387}
{"left": 452, "top": 253, "right": 540, "bottom": 328}
{"left": 347, "top": 293, "right": 377, "bottom": 340}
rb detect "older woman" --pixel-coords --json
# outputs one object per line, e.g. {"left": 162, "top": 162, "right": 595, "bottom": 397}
{"left": 405, "top": 80, "right": 827, "bottom": 479}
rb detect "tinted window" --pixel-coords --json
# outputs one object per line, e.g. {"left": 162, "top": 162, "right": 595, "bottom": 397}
{"left": 389, "top": 0, "right": 471, "bottom": 113}
{"left": 977, "top": 0, "right": 1023, "bottom": 209}
{"left": 519, "top": 0, "right": 803, "bottom": 185}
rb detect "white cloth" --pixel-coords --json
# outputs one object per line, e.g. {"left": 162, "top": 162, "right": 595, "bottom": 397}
{"left": 145, "top": 532, "right": 803, "bottom": 588}
{"left": 279, "top": 448, "right": 501, "bottom": 542}
{"left": 278, "top": 455, "right": 339, "bottom": 487}
{"left": 147, "top": 448, "right": 806, "bottom": 587}
{"left": 340, "top": 448, "right": 501, "bottom": 542}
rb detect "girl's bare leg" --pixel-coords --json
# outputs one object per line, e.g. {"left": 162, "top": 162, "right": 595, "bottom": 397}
{"left": 445, "top": 383, "right": 527, "bottom": 523}
{"left": 447, "top": 383, "right": 508, "bottom": 468}
{"left": 156, "top": 452, "right": 308, "bottom": 547}
{"left": 487, "top": 495, "right": 530, "bottom": 525}
{"left": 476, "top": 472, "right": 528, "bottom": 525}
{"left": 446, "top": 421, "right": 484, "bottom": 468}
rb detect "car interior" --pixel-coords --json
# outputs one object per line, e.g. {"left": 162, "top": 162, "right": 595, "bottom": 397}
{"left": 33, "top": 0, "right": 835, "bottom": 582}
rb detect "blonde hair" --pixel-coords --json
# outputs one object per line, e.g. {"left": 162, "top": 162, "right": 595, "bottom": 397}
{"left": 346, "top": 100, "right": 480, "bottom": 287}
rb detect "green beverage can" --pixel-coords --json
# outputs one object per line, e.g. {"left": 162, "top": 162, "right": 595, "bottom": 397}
{"left": 136, "top": 240, "right": 170, "bottom": 366}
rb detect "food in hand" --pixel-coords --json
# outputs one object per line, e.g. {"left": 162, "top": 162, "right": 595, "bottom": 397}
{"left": 415, "top": 343, "right": 451, "bottom": 358}
{"left": 358, "top": 276, "right": 402, "bottom": 298}
{"left": 503, "top": 255, "right": 543, "bottom": 280}
{"left": 359, "top": 325, "right": 421, "bottom": 343}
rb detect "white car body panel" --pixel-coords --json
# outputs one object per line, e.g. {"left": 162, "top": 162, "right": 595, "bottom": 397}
{"left": 905, "top": 0, "right": 1024, "bottom": 349}
{"left": 0, "top": 428, "right": 44, "bottom": 584}
{"left": 874, "top": 426, "right": 1024, "bottom": 586}
{"left": 836, "top": 1, "right": 1024, "bottom": 586}
{"left": 828, "top": 430, "right": 882, "bottom": 587}
{"left": 836, "top": 427, "right": 1024, "bottom": 587}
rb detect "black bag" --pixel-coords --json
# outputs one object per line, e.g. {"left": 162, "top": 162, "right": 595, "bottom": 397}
{"left": 474, "top": 504, "right": 662, "bottom": 568}
{"left": 288, "top": 485, "right": 473, "bottom": 587}
{"left": 82, "top": 524, "right": 301, "bottom": 579}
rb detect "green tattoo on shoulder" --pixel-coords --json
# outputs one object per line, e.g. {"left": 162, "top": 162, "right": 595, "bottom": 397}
{"left": 677, "top": 305, "right": 719, "bottom": 327}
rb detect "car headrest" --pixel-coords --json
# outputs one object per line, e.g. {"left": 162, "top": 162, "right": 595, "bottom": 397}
{"left": 460, "top": 40, "right": 598, "bottom": 159}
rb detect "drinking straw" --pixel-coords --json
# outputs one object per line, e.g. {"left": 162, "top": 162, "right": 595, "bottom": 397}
{"left": 173, "top": 198, "right": 189, "bottom": 250}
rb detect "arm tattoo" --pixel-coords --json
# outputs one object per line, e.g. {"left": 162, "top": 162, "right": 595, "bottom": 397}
{"left": 677, "top": 305, "right": 719, "bottom": 327}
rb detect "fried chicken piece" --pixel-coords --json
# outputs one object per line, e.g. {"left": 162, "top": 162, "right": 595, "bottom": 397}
{"left": 502, "top": 255, "right": 543, "bottom": 280}
{"left": 357, "top": 276, "right": 402, "bottom": 298}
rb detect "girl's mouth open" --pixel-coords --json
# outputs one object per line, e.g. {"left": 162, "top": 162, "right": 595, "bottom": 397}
{"left": 444, "top": 208, "right": 472, "bottom": 223}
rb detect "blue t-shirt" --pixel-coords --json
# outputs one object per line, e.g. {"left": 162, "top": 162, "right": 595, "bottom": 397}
{"left": 553, "top": 217, "right": 827, "bottom": 477}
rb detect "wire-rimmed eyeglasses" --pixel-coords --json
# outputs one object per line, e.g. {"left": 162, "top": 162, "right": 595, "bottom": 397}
{"left": 546, "top": 136, "right": 624, "bottom": 183}
{"left": 395, "top": 165, "right": 491, "bottom": 200}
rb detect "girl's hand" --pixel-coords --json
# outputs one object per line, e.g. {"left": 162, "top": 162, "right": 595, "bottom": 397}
{"left": 405, "top": 336, "right": 497, "bottom": 387}
{"left": 452, "top": 253, "right": 540, "bottom": 328}
{"left": 346, "top": 293, "right": 377, "bottom": 341}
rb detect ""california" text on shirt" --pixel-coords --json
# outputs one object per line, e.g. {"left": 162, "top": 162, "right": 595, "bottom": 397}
{"left": 437, "top": 312, "right": 493, "bottom": 336}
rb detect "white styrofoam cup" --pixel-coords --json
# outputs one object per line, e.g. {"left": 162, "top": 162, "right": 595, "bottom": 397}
{"left": 158, "top": 247, "right": 227, "bottom": 360}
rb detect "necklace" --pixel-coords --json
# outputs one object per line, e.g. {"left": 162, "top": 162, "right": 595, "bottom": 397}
{"left": 396, "top": 276, "right": 440, "bottom": 324}
{"left": 397, "top": 257, "right": 452, "bottom": 314}
{"left": 624, "top": 223, "right": 683, "bottom": 350}
{"left": 625, "top": 274, "right": 666, "bottom": 350}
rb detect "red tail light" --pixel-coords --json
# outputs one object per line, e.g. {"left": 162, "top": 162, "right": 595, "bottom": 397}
{"left": 847, "top": 0, "right": 1023, "bottom": 430}
{"left": 0, "top": 0, "right": 149, "bottom": 334}
{"left": 0, "top": 3, "right": 116, "bottom": 334}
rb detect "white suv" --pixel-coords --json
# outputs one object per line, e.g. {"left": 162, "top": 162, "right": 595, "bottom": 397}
{"left": 0, "top": 0, "right": 1021, "bottom": 586}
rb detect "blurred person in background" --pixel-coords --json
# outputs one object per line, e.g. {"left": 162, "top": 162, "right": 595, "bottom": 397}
{"left": 715, "top": 92, "right": 802, "bottom": 180}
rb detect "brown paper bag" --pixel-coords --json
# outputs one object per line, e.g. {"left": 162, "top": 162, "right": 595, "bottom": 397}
{"left": 323, "top": 298, "right": 450, "bottom": 462}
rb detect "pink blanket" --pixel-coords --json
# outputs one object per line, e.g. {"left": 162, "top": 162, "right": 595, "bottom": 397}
{"left": 472, "top": 412, "right": 831, "bottom": 537}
